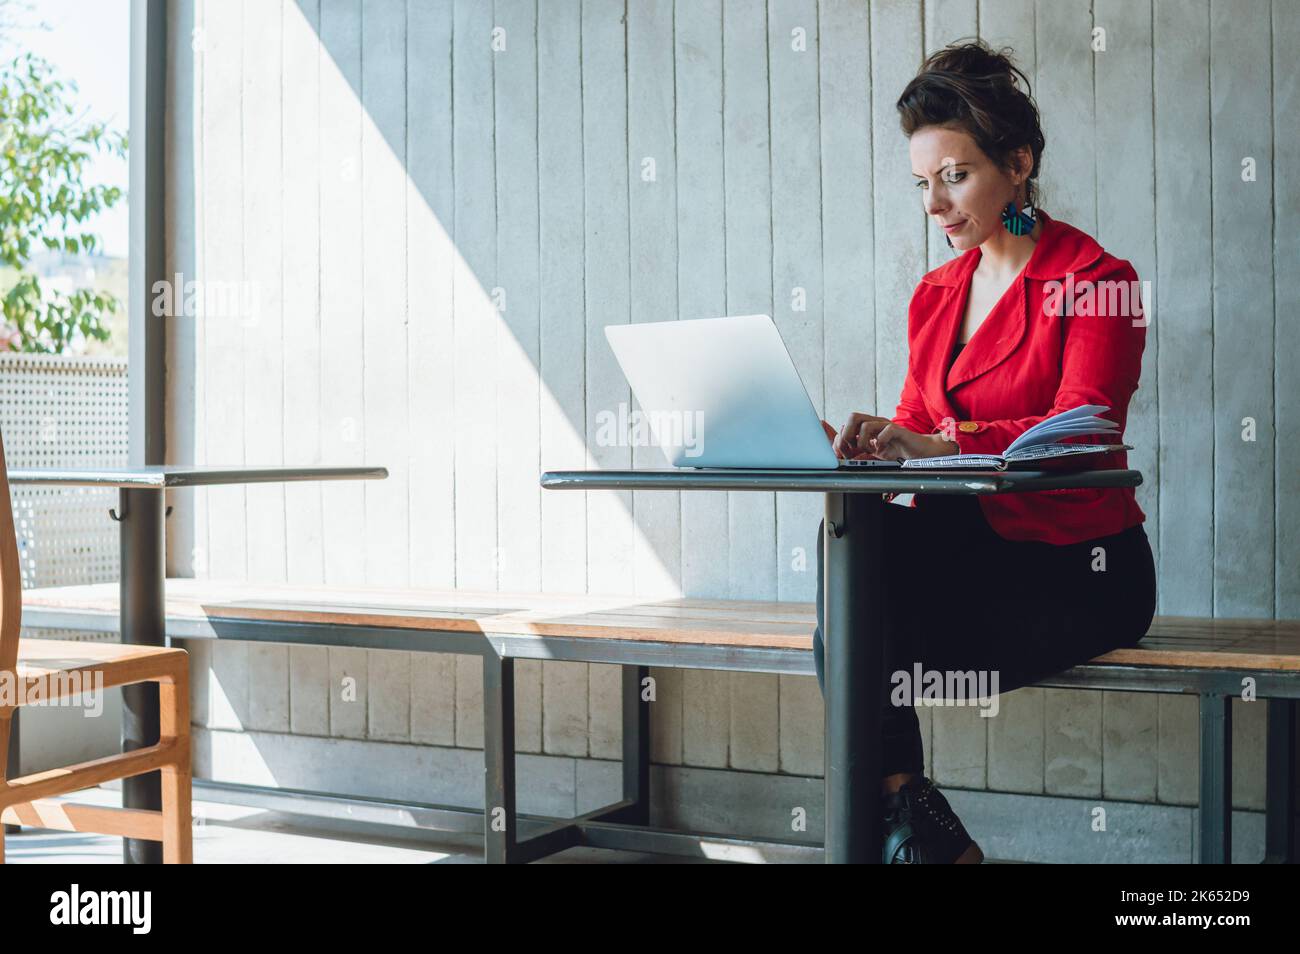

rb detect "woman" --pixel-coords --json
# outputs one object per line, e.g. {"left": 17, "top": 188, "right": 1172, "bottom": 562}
{"left": 811, "top": 40, "right": 1157, "bottom": 864}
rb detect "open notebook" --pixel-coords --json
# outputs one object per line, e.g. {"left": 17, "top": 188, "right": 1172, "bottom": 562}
{"left": 900, "top": 404, "right": 1132, "bottom": 470}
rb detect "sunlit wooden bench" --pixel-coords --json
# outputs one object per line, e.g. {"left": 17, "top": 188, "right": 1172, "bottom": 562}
{"left": 20, "top": 580, "right": 1300, "bottom": 864}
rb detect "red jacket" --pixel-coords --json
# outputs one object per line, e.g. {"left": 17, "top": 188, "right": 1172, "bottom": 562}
{"left": 891, "top": 208, "right": 1147, "bottom": 545}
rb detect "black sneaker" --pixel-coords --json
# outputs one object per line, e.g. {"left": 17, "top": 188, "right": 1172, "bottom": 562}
{"left": 881, "top": 776, "right": 984, "bottom": 864}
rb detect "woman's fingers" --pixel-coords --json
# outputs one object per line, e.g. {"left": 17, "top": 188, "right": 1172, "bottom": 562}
{"left": 870, "top": 424, "right": 896, "bottom": 459}
{"left": 871, "top": 423, "right": 926, "bottom": 460}
{"left": 853, "top": 418, "right": 891, "bottom": 453}
{"left": 838, "top": 412, "right": 890, "bottom": 455}
{"left": 819, "top": 419, "right": 844, "bottom": 459}
{"left": 822, "top": 415, "right": 922, "bottom": 461}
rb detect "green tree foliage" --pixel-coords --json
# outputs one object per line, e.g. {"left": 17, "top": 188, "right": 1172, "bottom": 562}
{"left": 0, "top": 52, "right": 126, "bottom": 352}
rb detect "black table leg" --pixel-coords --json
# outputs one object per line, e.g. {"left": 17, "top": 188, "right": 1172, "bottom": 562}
{"left": 1264, "top": 698, "right": 1297, "bottom": 863}
{"left": 1197, "top": 692, "right": 1231, "bottom": 864}
{"left": 483, "top": 650, "right": 516, "bottom": 863}
{"left": 621, "top": 665, "right": 651, "bottom": 826}
{"left": 118, "top": 486, "right": 165, "bottom": 864}
{"left": 823, "top": 491, "right": 885, "bottom": 863}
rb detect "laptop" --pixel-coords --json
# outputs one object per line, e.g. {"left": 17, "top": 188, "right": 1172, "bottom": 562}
{"left": 603, "top": 314, "right": 901, "bottom": 470}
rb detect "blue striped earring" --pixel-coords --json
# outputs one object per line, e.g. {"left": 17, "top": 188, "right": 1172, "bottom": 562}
{"left": 1001, "top": 199, "right": 1036, "bottom": 236}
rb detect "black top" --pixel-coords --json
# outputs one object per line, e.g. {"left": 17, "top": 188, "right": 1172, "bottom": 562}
{"left": 950, "top": 338, "right": 967, "bottom": 371}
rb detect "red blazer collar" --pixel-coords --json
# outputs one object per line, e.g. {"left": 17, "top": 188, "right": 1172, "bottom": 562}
{"left": 917, "top": 209, "right": 1106, "bottom": 400}
{"left": 919, "top": 208, "right": 1106, "bottom": 288}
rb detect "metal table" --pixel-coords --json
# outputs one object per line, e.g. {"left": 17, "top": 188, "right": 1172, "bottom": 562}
{"left": 540, "top": 465, "right": 1142, "bottom": 863}
{"left": 6, "top": 464, "right": 388, "bottom": 863}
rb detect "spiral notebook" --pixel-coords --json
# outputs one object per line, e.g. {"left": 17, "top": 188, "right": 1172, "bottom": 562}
{"left": 900, "top": 404, "right": 1132, "bottom": 470}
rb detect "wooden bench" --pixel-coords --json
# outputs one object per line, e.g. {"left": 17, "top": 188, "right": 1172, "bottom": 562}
{"left": 20, "top": 580, "right": 1300, "bottom": 864}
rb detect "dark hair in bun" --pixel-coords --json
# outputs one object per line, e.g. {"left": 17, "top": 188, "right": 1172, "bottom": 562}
{"left": 896, "top": 39, "right": 1045, "bottom": 207}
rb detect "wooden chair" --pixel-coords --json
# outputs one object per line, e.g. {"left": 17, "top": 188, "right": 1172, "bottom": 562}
{"left": 0, "top": 427, "right": 191, "bottom": 863}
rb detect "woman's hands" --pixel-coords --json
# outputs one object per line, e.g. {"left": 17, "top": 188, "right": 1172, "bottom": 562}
{"left": 819, "top": 414, "right": 958, "bottom": 461}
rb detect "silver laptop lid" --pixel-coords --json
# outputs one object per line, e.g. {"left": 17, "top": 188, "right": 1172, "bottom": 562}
{"left": 603, "top": 314, "right": 839, "bottom": 469}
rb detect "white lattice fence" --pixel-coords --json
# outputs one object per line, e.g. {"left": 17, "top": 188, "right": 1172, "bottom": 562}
{"left": 1, "top": 353, "right": 128, "bottom": 641}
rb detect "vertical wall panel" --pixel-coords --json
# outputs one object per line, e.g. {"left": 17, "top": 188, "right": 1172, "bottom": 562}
{"left": 675, "top": 0, "right": 729, "bottom": 600}
{"left": 1095, "top": 0, "right": 1159, "bottom": 584}
{"left": 1275, "top": 0, "right": 1300, "bottom": 618}
{"left": 538, "top": 0, "right": 588, "bottom": 594}
{"left": 978, "top": 0, "right": 1037, "bottom": 470}
{"left": 1035, "top": 0, "right": 1096, "bottom": 233}
{"left": 243, "top": 0, "right": 287, "bottom": 586}
{"left": 203, "top": 0, "right": 247, "bottom": 580}
{"left": 361, "top": 0, "right": 410, "bottom": 587}
{"left": 495, "top": 0, "right": 543, "bottom": 593}
{"left": 406, "top": 0, "right": 457, "bottom": 590}
{"left": 769, "top": 0, "right": 823, "bottom": 603}
{"left": 628, "top": 0, "right": 682, "bottom": 597}
{"left": 283, "top": 0, "right": 325, "bottom": 585}
{"left": 318, "top": 0, "right": 366, "bottom": 587}
{"left": 978, "top": 0, "right": 1038, "bottom": 97}
{"left": 1211, "top": 0, "right": 1274, "bottom": 617}
{"left": 870, "top": 0, "right": 924, "bottom": 420}
{"left": 451, "top": 0, "right": 500, "bottom": 590}
{"left": 582, "top": 0, "right": 635, "bottom": 596}
{"left": 722, "top": 0, "right": 776, "bottom": 601}
{"left": 819, "top": 0, "right": 874, "bottom": 451}
{"left": 1153, "top": 0, "right": 1213, "bottom": 616}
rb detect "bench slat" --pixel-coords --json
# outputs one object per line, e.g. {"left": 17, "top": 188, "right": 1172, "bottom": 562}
{"left": 20, "top": 581, "right": 1300, "bottom": 668}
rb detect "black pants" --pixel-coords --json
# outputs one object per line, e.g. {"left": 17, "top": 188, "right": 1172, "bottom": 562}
{"left": 811, "top": 494, "right": 1157, "bottom": 776}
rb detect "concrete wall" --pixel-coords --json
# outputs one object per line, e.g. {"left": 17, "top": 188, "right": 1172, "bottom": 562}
{"left": 160, "top": 0, "right": 1299, "bottom": 860}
